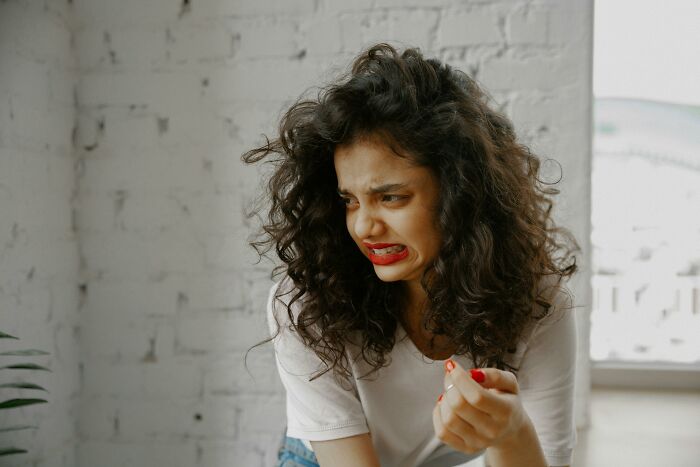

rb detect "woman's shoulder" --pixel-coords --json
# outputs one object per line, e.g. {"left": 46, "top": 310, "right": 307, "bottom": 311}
{"left": 266, "top": 274, "right": 365, "bottom": 354}
{"left": 535, "top": 273, "right": 574, "bottom": 312}
{"left": 503, "top": 275, "right": 576, "bottom": 370}
{"left": 518, "top": 275, "right": 576, "bottom": 343}
{"left": 266, "top": 274, "right": 306, "bottom": 334}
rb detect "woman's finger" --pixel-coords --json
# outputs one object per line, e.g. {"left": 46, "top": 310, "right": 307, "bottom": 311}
{"left": 433, "top": 400, "right": 484, "bottom": 454}
{"left": 443, "top": 360, "right": 508, "bottom": 418}
{"left": 474, "top": 367, "right": 519, "bottom": 394}
{"left": 442, "top": 383, "right": 500, "bottom": 440}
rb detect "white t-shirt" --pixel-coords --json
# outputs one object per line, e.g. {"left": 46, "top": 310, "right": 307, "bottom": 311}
{"left": 268, "top": 277, "right": 577, "bottom": 467}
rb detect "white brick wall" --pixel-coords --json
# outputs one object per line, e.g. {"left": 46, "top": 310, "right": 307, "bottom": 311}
{"left": 1, "top": 0, "right": 592, "bottom": 466}
{"left": 0, "top": 1, "right": 79, "bottom": 466}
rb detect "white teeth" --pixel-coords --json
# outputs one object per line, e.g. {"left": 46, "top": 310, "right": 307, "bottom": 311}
{"left": 372, "top": 245, "right": 405, "bottom": 255}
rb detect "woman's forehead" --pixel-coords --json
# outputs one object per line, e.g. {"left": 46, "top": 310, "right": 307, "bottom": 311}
{"left": 333, "top": 137, "right": 436, "bottom": 192}
{"left": 335, "top": 153, "right": 418, "bottom": 186}
{"left": 335, "top": 164, "right": 436, "bottom": 196}
{"left": 334, "top": 139, "right": 415, "bottom": 170}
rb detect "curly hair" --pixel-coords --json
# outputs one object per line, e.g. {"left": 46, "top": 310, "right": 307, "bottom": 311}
{"left": 243, "top": 43, "right": 579, "bottom": 386}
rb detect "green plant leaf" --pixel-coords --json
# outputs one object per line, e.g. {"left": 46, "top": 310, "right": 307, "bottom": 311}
{"left": 0, "top": 363, "right": 51, "bottom": 371}
{"left": 0, "top": 350, "right": 50, "bottom": 356}
{"left": 0, "top": 425, "right": 37, "bottom": 433}
{"left": 0, "top": 398, "right": 48, "bottom": 410}
{"left": 0, "top": 447, "right": 29, "bottom": 456}
{"left": 0, "top": 382, "right": 47, "bottom": 391}
{"left": 0, "top": 332, "right": 19, "bottom": 340}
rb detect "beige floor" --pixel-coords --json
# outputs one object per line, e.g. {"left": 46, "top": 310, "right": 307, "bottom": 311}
{"left": 573, "top": 386, "right": 700, "bottom": 467}
{"left": 463, "top": 385, "right": 700, "bottom": 467}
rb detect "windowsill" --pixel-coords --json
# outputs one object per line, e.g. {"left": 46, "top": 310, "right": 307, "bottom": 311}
{"left": 591, "top": 360, "right": 700, "bottom": 390}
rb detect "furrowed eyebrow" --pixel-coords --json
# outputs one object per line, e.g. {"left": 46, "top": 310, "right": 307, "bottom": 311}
{"left": 337, "top": 183, "right": 408, "bottom": 196}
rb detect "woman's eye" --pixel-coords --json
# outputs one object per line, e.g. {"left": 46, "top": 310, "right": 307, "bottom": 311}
{"left": 340, "top": 197, "right": 357, "bottom": 207}
{"left": 382, "top": 194, "right": 405, "bottom": 202}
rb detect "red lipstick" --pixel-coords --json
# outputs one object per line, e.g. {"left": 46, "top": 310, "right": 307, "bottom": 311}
{"left": 363, "top": 242, "right": 409, "bottom": 265}
{"left": 363, "top": 242, "right": 398, "bottom": 249}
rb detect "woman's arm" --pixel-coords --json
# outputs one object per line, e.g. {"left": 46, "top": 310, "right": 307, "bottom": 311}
{"left": 483, "top": 416, "right": 547, "bottom": 467}
{"left": 485, "top": 435, "right": 569, "bottom": 467}
{"left": 311, "top": 433, "right": 381, "bottom": 467}
{"left": 486, "top": 447, "right": 569, "bottom": 467}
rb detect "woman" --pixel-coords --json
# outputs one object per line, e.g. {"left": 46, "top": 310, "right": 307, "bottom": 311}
{"left": 243, "top": 44, "right": 579, "bottom": 467}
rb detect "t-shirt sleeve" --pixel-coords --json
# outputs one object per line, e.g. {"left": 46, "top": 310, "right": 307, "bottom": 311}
{"left": 516, "top": 287, "right": 578, "bottom": 467}
{"left": 267, "top": 279, "right": 369, "bottom": 441}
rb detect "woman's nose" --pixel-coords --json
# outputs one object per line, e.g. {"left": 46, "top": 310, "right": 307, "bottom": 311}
{"left": 354, "top": 207, "right": 384, "bottom": 238}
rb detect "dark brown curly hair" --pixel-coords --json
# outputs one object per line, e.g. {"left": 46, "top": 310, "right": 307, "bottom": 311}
{"left": 243, "top": 43, "right": 579, "bottom": 386}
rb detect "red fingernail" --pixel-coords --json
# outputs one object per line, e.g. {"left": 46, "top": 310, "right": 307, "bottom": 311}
{"left": 444, "top": 359, "right": 455, "bottom": 373}
{"left": 437, "top": 394, "right": 443, "bottom": 402}
{"left": 470, "top": 369, "right": 485, "bottom": 383}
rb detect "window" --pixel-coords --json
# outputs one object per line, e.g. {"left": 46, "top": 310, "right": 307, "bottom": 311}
{"left": 591, "top": 0, "right": 700, "bottom": 383}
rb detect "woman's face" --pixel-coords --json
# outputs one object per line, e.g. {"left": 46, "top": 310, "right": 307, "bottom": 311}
{"left": 334, "top": 137, "right": 442, "bottom": 286}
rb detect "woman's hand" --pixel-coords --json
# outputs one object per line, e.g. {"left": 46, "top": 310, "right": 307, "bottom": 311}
{"left": 432, "top": 359, "right": 530, "bottom": 455}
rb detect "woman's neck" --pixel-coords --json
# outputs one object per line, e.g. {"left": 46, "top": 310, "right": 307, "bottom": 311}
{"left": 401, "top": 280, "right": 428, "bottom": 329}
{"left": 400, "top": 279, "right": 457, "bottom": 360}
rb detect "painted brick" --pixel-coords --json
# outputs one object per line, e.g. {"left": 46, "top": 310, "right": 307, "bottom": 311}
{"left": 113, "top": 397, "right": 238, "bottom": 440}
{"left": 384, "top": 9, "right": 440, "bottom": 49}
{"left": 323, "top": 0, "right": 375, "bottom": 12}
{"left": 75, "top": 26, "right": 168, "bottom": 70}
{"left": 83, "top": 359, "right": 203, "bottom": 398}
{"left": 510, "top": 90, "right": 582, "bottom": 131}
{"left": 81, "top": 310, "right": 176, "bottom": 361}
{"left": 194, "top": 101, "right": 280, "bottom": 148}
{"left": 208, "top": 142, "right": 280, "bottom": 194}
{"left": 167, "top": 20, "right": 237, "bottom": 63}
{"left": 548, "top": 2, "right": 589, "bottom": 45}
{"left": 204, "top": 348, "right": 282, "bottom": 396}
{"left": 79, "top": 71, "right": 200, "bottom": 109}
{"left": 3, "top": 57, "right": 52, "bottom": 113}
{"left": 86, "top": 279, "right": 182, "bottom": 318}
{"left": 0, "top": 3, "right": 72, "bottom": 65}
{"left": 175, "top": 312, "right": 269, "bottom": 355}
{"left": 180, "top": 192, "right": 250, "bottom": 235}
{"left": 77, "top": 189, "right": 249, "bottom": 238}
{"left": 81, "top": 111, "right": 161, "bottom": 151}
{"left": 79, "top": 149, "right": 209, "bottom": 196}
{"left": 202, "top": 61, "right": 327, "bottom": 102}
{"left": 304, "top": 16, "right": 344, "bottom": 56}
{"left": 374, "top": 0, "right": 450, "bottom": 7}
{"left": 80, "top": 230, "right": 207, "bottom": 281}
{"left": 232, "top": 18, "right": 301, "bottom": 59}
{"left": 235, "top": 393, "right": 287, "bottom": 434}
{"left": 480, "top": 53, "right": 577, "bottom": 92}
{"left": 8, "top": 105, "right": 74, "bottom": 153}
{"left": 0, "top": 3, "right": 79, "bottom": 467}
{"left": 196, "top": 436, "right": 284, "bottom": 467}
{"left": 437, "top": 6, "right": 503, "bottom": 47}
{"left": 203, "top": 230, "right": 263, "bottom": 271}
{"left": 175, "top": 271, "right": 248, "bottom": 312}
{"left": 77, "top": 191, "right": 185, "bottom": 234}
{"left": 508, "top": 5, "right": 549, "bottom": 45}
{"left": 75, "top": 0, "right": 181, "bottom": 26}
{"left": 190, "top": 0, "right": 317, "bottom": 19}
{"left": 78, "top": 440, "right": 196, "bottom": 467}
{"left": 3, "top": 235, "right": 77, "bottom": 287}
{"left": 158, "top": 109, "right": 245, "bottom": 147}
{"left": 0, "top": 152, "right": 72, "bottom": 231}
{"left": 340, "top": 9, "right": 440, "bottom": 51}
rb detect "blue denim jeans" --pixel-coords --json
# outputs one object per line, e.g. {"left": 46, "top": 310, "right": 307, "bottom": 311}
{"left": 276, "top": 435, "right": 320, "bottom": 467}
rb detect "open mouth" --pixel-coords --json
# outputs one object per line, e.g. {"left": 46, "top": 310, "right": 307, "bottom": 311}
{"left": 364, "top": 243, "right": 409, "bottom": 265}
{"left": 370, "top": 245, "right": 406, "bottom": 255}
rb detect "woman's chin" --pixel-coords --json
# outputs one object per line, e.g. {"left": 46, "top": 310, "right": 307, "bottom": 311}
{"left": 372, "top": 266, "right": 408, "bottom": 282}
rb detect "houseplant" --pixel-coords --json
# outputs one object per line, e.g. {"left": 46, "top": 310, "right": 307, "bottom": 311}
{"left": 0, "top": 331, "right": 50, "bottom": 457}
